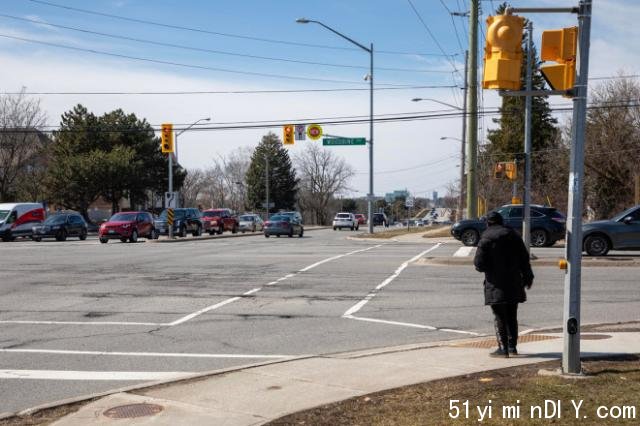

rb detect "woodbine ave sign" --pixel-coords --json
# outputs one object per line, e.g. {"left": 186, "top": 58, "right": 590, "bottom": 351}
{"left": 322, "top": 137, "right": 367, "bottom": 146}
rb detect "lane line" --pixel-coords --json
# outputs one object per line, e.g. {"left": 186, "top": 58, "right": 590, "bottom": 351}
{"left": 343, "top": 244, "right": 441, "bottom": 317}
{"left": 0, "top": 348, "right": 291, "bottom": 359}
{"left": 168, "top": 297, "right": 242, "bottom": 326}
{"left": 0, "top": 320, "right": 167, "bottom": 326}
{"left": 0, "top": 370, "right": 190, "bottom": 381}
{"left": 453, "top": 246, "right": 474, "bottom": 257}
{"left": 345, "top": 315, "right": 437, "bottom": 330}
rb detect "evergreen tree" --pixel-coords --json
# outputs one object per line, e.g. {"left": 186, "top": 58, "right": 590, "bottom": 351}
{"left": 245, "top": 132, "right": 298, "bottom": 214}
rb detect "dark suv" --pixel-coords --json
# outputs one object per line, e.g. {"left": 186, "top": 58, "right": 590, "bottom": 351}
{"left": 373, "top": 212, "right": 388, "bottom": 227}
{"left": 582, "top": 204, "right": 640, "bottom": 256}
{"left": 154, "top": 208, "right": 204, "bottom": 237}
{"left": 451, "top": 204, "right": 566, "bottom": 247}
{"left": 32, "top": 211, "right": 88, "bottom": 242}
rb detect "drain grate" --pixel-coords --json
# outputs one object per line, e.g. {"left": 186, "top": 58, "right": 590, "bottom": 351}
{"left": 103, "top": 403, "right": 163, "bottom": 419}
{"left": 451, "top": 334, "right": 559, "bottom": 349}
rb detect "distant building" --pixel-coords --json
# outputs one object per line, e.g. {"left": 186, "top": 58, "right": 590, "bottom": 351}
{"left": 384, "top": 189, "right": 410, "bottom": 203}
{"left": 432, "top": 191, "right": 438, "bottom": 206}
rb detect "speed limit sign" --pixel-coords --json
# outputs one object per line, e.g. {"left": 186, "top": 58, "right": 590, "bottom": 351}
{"left": 306, "top": 124, "right": 323, "bottom": 140}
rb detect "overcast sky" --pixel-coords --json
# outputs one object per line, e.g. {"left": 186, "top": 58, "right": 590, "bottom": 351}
{"left": 1, "top": 0, "right": 637, "bottom": 199}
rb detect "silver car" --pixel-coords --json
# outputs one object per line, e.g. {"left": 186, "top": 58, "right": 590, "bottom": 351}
{"left": 333, "top": 212, "right": 358, "bottom": 231}
{"left": 582, "top": 204, "right": 640, "bottom": 256}
{"left": 238, "top": 214, "right": 263, "bottom": 233}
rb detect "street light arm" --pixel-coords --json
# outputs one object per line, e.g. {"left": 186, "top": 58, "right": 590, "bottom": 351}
{"left": 412, "top": 98, "right": 462, "bottom": 111}
{"left": 297, "top": 18, "right": 370, "bottom": 53}
{"left": 176, "top": 117, "right": 211, "bottom": 137}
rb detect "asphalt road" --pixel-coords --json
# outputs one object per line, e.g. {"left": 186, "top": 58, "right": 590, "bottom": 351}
{"left": 1, "top": 229, "right": 639, "bottom": 414}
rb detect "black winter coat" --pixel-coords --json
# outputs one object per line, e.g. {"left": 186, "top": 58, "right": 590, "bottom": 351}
{"left": 473, "top": 224, "right": 534, "bottom": 305}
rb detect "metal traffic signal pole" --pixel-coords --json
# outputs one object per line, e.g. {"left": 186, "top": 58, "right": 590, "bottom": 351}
{"left": 522, "top": 22, "right": 533, "bottom": 252}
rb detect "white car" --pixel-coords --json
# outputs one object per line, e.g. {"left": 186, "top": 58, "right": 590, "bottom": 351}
{"left": 333, "top": 212, "right": 358, "bottom": 231}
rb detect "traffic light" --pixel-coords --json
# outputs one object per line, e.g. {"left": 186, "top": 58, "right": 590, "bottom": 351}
{"left": 161, "top": 123, "right": 174, "bottom": 153}
{"left": 283, "top": 124, "right": 294, "bottom": 145}
{"left": 482, "top": 14, "right": 525, "bottom": 90}
{"left": 540, "top": 27, "right": 577, "bottom": 92}
{"left": 494, "top": 162, "right": 505, "bottom": 179}
{"left": 504, "top": 161, "right": 517, "bottom": 180}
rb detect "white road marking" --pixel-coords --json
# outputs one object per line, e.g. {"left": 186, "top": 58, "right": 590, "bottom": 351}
{"left": 453, "top": 246, "right": 474, "bottom": 257}
{"left": 345, "top": 315, "right": 437, "bottom": 330}
{"left": 343, "top": 244, "right": 441, "bottom": 317}
{"left": 0, "top": 348, "right": 291, "bottom": 359}
{"left": 0, "top": 244, "right": 384, "bottom": 328}
{"left": 0, "top": 370, "right": 189, "bottom": 381}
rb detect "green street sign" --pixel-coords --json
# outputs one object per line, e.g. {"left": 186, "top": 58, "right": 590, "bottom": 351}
{"left": 322, "top": 137, "right": 366, "bottom": 146}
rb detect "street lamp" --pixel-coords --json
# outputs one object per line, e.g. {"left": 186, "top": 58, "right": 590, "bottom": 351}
{"left": 297, "top": 17, "right": 375, "bottom": 233}
{"left": 413, "top": 96, "right": 467, "bottom": 220}
{"left": 174, "top": 117, "right": 211, "bottom": 163}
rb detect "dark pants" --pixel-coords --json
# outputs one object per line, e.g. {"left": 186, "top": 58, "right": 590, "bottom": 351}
{"left": 491, "top": 303, "right": 519, "bottom": 350}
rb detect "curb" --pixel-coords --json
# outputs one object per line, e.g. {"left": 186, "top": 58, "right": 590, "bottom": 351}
{"left": 149, "top": 226, "right": 330, "bottom": 243}
{"left": 417, "top": 256, "right": 640, "bottom": 267}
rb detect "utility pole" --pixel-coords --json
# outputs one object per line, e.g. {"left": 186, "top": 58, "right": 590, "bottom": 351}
{"left": 265, "top": 156, "right": 270, "bottom": 221}
{"left": 466, "top": 0, "right": 479, "bottom": 218}
{"left": 522, "top": 22, "right": 533, "bottom": 251}
{"left": 459, "top": 50, "right": 469, "bottom": 220}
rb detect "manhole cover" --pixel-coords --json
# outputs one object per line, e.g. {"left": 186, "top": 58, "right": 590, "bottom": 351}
{"left": 103, "top": 403, "right": 163, "bottom": 419}
{"left": 451, "top": 334, "right": 559, "bottom": 349}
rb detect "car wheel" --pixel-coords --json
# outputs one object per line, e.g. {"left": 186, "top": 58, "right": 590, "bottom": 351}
{"left": 276, "top": 234, "right": 281, "bottom": 238}
{"left": 33, "top": 236, "right": 42, "bottom": 242}
{"left": 99, "top": 237, "right": 108, "bottom": 244}
{"left": 120, "top": 237, "right": 128, "bottom": 243}
{"left": 192, "top": 225, "right": 202, "bottom": 237}
{"left": 130, "top": 229, "right": 138, "bottom": 243}
{"left": 56, "top": 229, "right": 67, "bottom": 242}
{"left": 179, "top": 226, "right": 187, "bottom": 238}
{"left": 530, "top": 229, "right": 548, "bottom": 247}
{"left": 299, "top": 228, "right": 304, "bottom": 238}
{"left": 333, "top": 227, "right": 337, "bottom": 231}
{"left": 252, "top": 225, "right": 256, "bottom": 232}
{"left": 265, "top": 233, "right": 270, "bottom": 238}
{"left": 150, "top": 228, "right": 159, "bottom": 240}
{"left": 288, "top": 229, "right": 293, "bottom": 238}
{"left": 350, "top": 225, "right": 355, "bottom": 231}
{"left": 461, "top": 229, "right": 479, "bottom": 246}
{"left": 584, "top": 234, "right": 610, "bottom": 256}
{"left": 79, "top": 229, "right": 87, "bottom": 241}
{"left": 217, "top": 225, "right": 224, "bottom": 235}
{"left": 232, "top": 225, "right": 238, "bottom": 234}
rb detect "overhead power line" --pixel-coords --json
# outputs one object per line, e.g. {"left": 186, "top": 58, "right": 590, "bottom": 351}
{"left": 26, "top": 0, "right": 456, "bottom": 57}
{"left": 0, "top": 14, "right": 453, "bottom": 74}
{"left": 0, "top": 33, "right": 424, "bottom": 87}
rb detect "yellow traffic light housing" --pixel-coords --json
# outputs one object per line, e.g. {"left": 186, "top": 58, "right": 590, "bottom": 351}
{"left": 482, "top": 14, "right": 525, "bottom": 90}
{"left": 540, "top": 27, "right": 577, "bottom": 92}
{"left": 283, "top": 124, "right": 294, "bottom": 145}
{"left": 161, "top": 123, "right": 174, "bottom": 153}
{"left": 494, "top": 161, "right": 517, "bottom": 180}
{"left": 494, "top": 162, "right": 505, "bottom": 179}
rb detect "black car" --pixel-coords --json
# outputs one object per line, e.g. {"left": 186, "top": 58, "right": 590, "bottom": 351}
{"left": 154, "top": 208, "right": 204, "bottom": 237}
{"left": 451, "top": 204, "right": 566, "bottom": 247}
{"left": 373, "top": 212, "right": 389, "bottom": 227}
{"left": 582, "top": 204, "right": 640, "bottom": 256}
{"left": 32, "top": 211, "right": 88, "bottom": 242}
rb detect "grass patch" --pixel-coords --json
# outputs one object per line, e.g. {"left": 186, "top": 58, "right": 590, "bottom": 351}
{"left": 356, "top": 225, "right": 451, "bottom": 239}
{"left": 268, "top": 356, "right": 640, "bottom": 425}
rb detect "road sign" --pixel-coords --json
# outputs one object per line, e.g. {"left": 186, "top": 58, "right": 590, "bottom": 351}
{"left": 261, "top": 202, "right": 275, "bottom": 208}
{"left": 165, "top": 191, "right": 178, "bottom": 208}
{"left": 295, "top": 124, "right": 306, "bottom": 140}
{"left": 167, "top": 208, "right": 174, "bottom": 227}
{"left": 322, "top": 137, "right": 366, "bottom": 146}
{"left": 307, "top": 124, "right": 323, "bottom": 140}
{"left": 405, "top": 198, "right": 414, "bottom": 208}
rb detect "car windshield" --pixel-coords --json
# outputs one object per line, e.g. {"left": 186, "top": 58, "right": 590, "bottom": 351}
{"left": 110, "top": 213, "right": 137, "bottom": 222}
{"left": 159, "top": 210, "right": 186, "bottom": 220}
{"left": 611, "top": 206, "right": 640, "bottom": 222}
{"left": 239, "top": 215, "right": 254, "bottom": 221}
{"left": 44, "top": 215, "right": 67, "bottom": 225}
{"left": 0, "top": 210, "right": 9, "bottom": 221}
{"left": 336, "top": 213, "right": 350, "bottom": 219}
{"left": 269, "top": 215, "right": 289, "bottom": 222}
{"left": 202, "top": 211, "right": 223, "bottom": 217}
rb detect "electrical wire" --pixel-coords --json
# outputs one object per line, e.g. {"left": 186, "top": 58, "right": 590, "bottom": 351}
{"left": 0, "top": 13, "right": 454, "bottom": 74}
{"left": 26, "top": 0, "right": 456, "bottom": 57}
{"left": 439, "top": 0, "right": 466, "bottom": 54}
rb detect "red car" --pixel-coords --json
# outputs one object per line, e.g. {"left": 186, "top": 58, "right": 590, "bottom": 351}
{"left": 99, "top": 211, "right": 158, "bottom": 243}
{"left": 354, "top": 214, "right": 367, "bottom": 225}
{"left": 201, "top": 208, "right": 239, "bottom": 235}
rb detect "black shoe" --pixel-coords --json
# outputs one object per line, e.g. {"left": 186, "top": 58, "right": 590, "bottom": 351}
{"left": 508, "top": 347, "right": 518, "bottom": 355}
{"left": 489, "top": 348, "right": 509, "bottom": 358}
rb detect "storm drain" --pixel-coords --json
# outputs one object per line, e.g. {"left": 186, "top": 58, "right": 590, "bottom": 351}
{"left": 451, "top": 334, "right": 559, "bottom": 349}
{"left": 103, "top": 403, "right": 164, "bottom": 419}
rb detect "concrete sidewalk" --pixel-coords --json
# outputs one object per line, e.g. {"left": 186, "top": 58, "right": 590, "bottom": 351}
{"left": 47, "top": 331, "right": 640, "bottom": 425}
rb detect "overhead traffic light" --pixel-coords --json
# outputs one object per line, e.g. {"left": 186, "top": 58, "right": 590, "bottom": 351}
{"left": 161, "top": 123, "right": 174, "bottom": 153}
{"left": 540, "top": 27, "right": 577, "bottom": 92}
{"left": 494, "top": 162, "right": 505, "bottom": 180}
{"left": 482, "top": 13, "right": 525, "bottom": 90}
{"left": 494, "top": 161, "right": 517, "bottom": 180}
{"left": 283, "top": 124, "right": 294, "bottom": 145}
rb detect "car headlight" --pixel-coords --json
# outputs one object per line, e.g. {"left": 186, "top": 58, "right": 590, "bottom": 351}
{"left": 211, "top": 220, "right": 217, "bottom": 225}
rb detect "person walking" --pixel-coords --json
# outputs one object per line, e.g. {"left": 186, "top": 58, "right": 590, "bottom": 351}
{"left": 474, "top": 211, "right": 534, "bottom": 358}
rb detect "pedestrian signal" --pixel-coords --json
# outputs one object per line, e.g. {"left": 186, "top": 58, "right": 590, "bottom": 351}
{"left": 494, "top": 162, "right": 517, "bottom": 180}
{"left": 161, "top": 123, "right": 174, "bottom": 153}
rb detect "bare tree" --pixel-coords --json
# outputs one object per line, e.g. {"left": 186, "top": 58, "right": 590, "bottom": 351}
{"left": 0, "top": 90, "right": 47, "bottom": 201}
{"left": 181, "top": 168, "right": 207, "bottom": 208}
{"left": 294, "top": 144, "right": 355, "bottom": 225}
{"left": 213, "top": 147, "right": 252, "bottom": 212}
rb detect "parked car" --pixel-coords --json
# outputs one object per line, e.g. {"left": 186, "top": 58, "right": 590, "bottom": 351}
{"left": 372, "top": 212, "right": 389, "bottom": 227}
{"left": 32, "top": 211, "right": 88, "bottom": 242}
{"left": 154, "top": 208, "right": 204, "bottom": 237}
{"left": 238, "top": 214, "right": 264, "bottom": 233}
{"left": 582, "top": 204, "right": 640, "bottom": 256}
{"left": 0, "top": 202, "right": 45, "bottom": 242}
{"left": 333, "top": 212, "right": 358, "bottom": 231}
{"left": 354, "top": 213, "right": 366, "bottom": 225}
{"left": 264, "top": 213, "right": 304, "bottom": 238}
{"left": 451, "top": 204, "right": 566, "bottom": 247}
{"left": 202, "top": 208, "right": 238, "bottom": 235}
{"left": 98, "top": 211, "right": 158, "bottom": 243}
